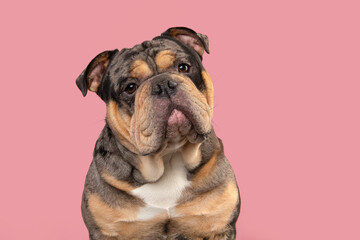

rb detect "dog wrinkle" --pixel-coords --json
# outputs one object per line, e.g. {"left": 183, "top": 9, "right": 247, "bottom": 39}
{"left": 141, "top": 125, "right": 154, "bottom": 137}
{"left": 171, "top": 74, "right": 210, "bottom": 114}
{"left": 134, "top": 83, "right": 152, "bottom": 110}
{"left": 168, "top": 75, "right": 212, "bottom": 134}
{"left": 139, "top": 130, "right": 156, "bottom": 143}
{"left": 201, "top": 71, "right": 214, "bottom": 118}
{"left": 131, "top": 83, "right": 165, "bottom": 153}
{"left": 106, "top": 100, "right": 139, "bottom": 154}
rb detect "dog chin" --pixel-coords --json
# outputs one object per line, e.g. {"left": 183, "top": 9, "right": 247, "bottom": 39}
{"left": 137, "top": 109, "right": 209, "bottom": 156}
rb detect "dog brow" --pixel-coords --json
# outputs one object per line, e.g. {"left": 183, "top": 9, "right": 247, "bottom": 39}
{"left": 130, "top": 60, "right": 153, "bottom": 79}
{"left": 155, "top": 50, "right": 176, "bottom": 71}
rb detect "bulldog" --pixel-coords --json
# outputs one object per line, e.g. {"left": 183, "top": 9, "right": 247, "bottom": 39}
{"left": 76, "top": 27, "right": 240, "bottom": 240}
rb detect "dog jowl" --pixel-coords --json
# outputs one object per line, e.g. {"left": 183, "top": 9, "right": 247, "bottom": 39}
{"left": 76, "top": 27, "right": 240, "bottom": 240}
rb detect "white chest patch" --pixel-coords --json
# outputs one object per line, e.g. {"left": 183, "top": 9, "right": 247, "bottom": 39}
{"left": 131, "top": 152, "right": 190, "bottom": 210}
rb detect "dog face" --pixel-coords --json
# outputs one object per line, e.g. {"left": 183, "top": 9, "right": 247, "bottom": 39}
{"left": 76, "top": 27, "right": 214, "bottom": 156}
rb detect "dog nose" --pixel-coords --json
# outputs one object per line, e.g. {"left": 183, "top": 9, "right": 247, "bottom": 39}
{"left": 151, "top": 79, "right": 178, "bottom": 97}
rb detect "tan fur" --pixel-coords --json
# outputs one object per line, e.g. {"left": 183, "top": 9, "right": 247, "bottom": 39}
{"left": 100, "top": 213, "right": 168, "bottom": 239}
{"left": 180, "top": 142, "right": 202, "bottom": 170}
{"left": 138, "top": 154, "right": 165, "bottom": 182}
{"left": 106, "top": 100, "right": 138, "bottom": 154}
{"left": 130, "top": 83, "right": 160, "bottom": 154}
{"left": 89, "top": 192, "right": 169, "bottom": 239}
{"left": 155, "top": 50, "right": 176, "bottom": 70}
{"left": 192, "top": 151, "right": 219, "bottom": 188}
{"left": 88, "top": 193, "right": 141, "bottom": 237}
{"left": 173, "top": 74, "right": 212, "bottom": 133}
{"left": 130, "top": 60, "right": 152, "bottom": 79}
{"left": 172, "top": 181, "right": 239, "bottom": 236}
{"left": 202, "top": 71, "right": 214, "bottom": 118}
{"left": 174, "top": 74, "right": 210, "bottom": 106}
{"left": 102, "top": 173, "right": 135, "bottom": 192}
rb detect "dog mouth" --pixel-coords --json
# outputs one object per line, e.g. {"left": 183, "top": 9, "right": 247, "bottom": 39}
{"left": 131, "top": 78, "right": 212, "bottom": 155}
{"left": 165, "top": 109, "right": 192, "bottom": 139}
{"left": 167, "top": 109, "right": 187, "bottom": 126}
{"left": 134, "top": 106, "right": 208, "bottom": 156}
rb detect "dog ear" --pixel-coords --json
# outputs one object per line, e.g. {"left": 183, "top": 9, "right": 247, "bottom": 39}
{"left": 161, "top": 27, "right": 210, "bottom": 56}
{"left": 76, "top": 49, "right": 119, "bottom": 97}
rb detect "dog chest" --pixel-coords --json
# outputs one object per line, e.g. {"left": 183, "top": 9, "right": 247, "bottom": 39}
{"left": 131, "top": 152, "right": 190, "bottom": 210}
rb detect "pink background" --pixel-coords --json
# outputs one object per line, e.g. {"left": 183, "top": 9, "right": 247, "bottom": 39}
{"left": 1, "top": 0, "right": 359, "bottom": 239}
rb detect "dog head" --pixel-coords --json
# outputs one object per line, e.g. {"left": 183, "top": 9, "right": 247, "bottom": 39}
{"left": 76, "top": 27, "right": 214, "bottom": 155}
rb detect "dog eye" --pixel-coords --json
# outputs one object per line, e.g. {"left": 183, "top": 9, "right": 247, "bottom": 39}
{"left": 178, "top": 63, "right": 190, "bottom": 73}
{"left": 124, "top": 83, "right": 137, "bottom": 94}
